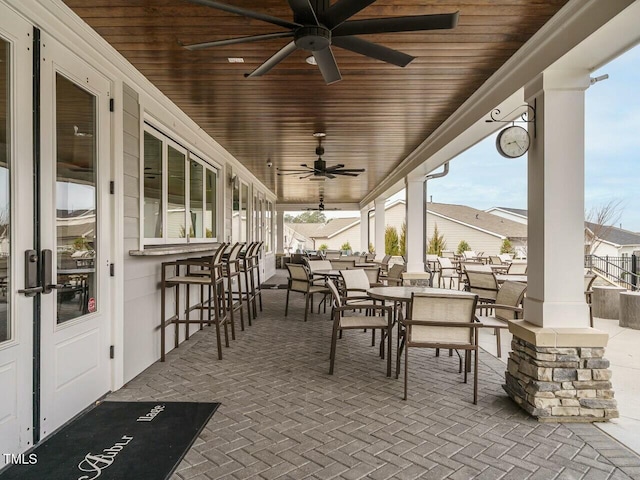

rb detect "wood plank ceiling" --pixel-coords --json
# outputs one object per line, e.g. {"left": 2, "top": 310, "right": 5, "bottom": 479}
{"left": 62, "top": 0, "right": 569, "bottom": 205}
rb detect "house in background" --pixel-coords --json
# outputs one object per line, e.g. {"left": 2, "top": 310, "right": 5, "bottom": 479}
{"left": 585, "top": 222, "right": 640, "bottom": 258}
{"left": 427, "top": 203, "right": 528, "bottom": 257}
{"left": 485, "top": 206, "right": 528, "bottom": 225}
{"left": 286, "top": 201, "right": 528, "bottom": 256}
{"left": 283, "top": 223, "right": 317, "bottom": 253}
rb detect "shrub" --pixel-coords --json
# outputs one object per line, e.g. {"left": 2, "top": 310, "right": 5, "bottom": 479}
{"left": 427, "top": 223, "right": 446, "bottom": 257}
{"left": 500, "top": 238, "right": 515, "bottom": 255}
{"left": 456, "top": 240, "right": 471, "bottom": 255}
{"left": 385, "top": 226, "right": 399, "bottom": 255}
{"left": 340, "top": 242, "right": 352, "bottom": 252}
{"left": 318, "top": 243, "right": 328, "bottom": 251}
{"left": 399, "top": 222, "right": 407, "bottom": 256}
{"left": 368, "top": 242, "right": 375, "bottom": 254}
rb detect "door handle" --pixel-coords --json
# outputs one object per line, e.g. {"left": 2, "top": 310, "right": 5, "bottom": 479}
{"left": 42, "top": 249, "right": 54, "bottom": 294}
{"left": 18, "top": 250, "right": 42, "bottom": 297}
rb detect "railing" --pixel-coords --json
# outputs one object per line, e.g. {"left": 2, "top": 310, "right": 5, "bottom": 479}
{"left": 584, "top": 254, "right": 640, "bottom": 291}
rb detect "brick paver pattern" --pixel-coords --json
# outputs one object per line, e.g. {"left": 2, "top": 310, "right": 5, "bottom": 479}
{"left": 108, "top": 288, "right": 640, "bottom": 479}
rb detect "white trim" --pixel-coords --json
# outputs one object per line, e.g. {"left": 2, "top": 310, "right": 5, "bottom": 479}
{"left": 485, "top": 207, "right": 528, "bottom": 220}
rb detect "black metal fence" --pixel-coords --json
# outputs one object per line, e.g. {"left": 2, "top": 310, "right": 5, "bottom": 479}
{"left": 584, "top": 254, "right": 640, "bottom": 291}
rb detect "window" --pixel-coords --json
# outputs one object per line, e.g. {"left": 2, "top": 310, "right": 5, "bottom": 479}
{"left": 142, "top": 125, "right": 219, "bottom": 245}
{"left": 241, "top": 183, "right": 249, "bottom": 242}
{"left": 265, "top": 201, "right": 273, "bottom": 252}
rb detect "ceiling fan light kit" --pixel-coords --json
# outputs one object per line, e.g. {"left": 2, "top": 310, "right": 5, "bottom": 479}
{"left": 183, "top": 0, "right": 459, "bottom": 85}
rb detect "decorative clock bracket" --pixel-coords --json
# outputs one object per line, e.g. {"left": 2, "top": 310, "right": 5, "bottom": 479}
{"left": 485, "top": 99, "right": 537, "bottom": 138}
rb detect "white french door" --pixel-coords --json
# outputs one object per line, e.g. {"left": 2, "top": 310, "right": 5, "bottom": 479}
{"left": 38, "top": 34, "right": 112, "bottom": 437}
{"left": 0, "top": 4, "right": 114, "bottom": 454}
{"left": 0, "top": 6, "right": 35, "bottom": 456}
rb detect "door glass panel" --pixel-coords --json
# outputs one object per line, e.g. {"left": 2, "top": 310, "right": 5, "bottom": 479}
{"left": 189, "top": 160, "right": 203, "bottom": 238}
{"left": 205, "top": 169, "right": 216, "bottom": 238}
{"left": 231, "top": 178, "right": 240, "bottom": 243}
{"left": 240, "top": 184, "right": 248, "bottom": 243}
{"left": 55, "top": 74, "right": 97, "bottom": 324}
{"left": 0, "top": 39, "right": 10, "bottom": 342}
{"left": 167, "top": 146, "right": 185, "bottom": 239}
{"left": 143, "top": 131, "right": 162, "bottom": 238}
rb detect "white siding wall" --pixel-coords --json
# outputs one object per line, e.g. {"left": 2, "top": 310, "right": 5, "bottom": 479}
{"left": 322, "top": 225, "right": 361, "bottom": 252}
{"left": 426, "top": 214, "right": 503, "bottom": 255}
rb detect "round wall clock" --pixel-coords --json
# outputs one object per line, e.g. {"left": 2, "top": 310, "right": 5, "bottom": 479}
{"left": 496, "top": 125, "right": 530, "bottom": 158}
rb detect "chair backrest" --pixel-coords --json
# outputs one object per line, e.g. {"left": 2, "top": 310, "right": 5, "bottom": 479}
{"left": 460, "top": 261, "right": 490, "bottom": 273}
{"left": 339, "top": 269, "right": 370, "bottom": 297}
{"left": 326, "top": 278, "right": 342, "bottom": 309}
{"left": 286, "top": 263, "right": 310, "bottom": 293}
{"left": 463, "top": 250, "right": 477, "bottom": 260}
{"left": 331, "top": 259, "right": 356, "bottom": 270}
{"left": 324, "top": 250, "right": 341, "bottom": 260}
{"left": 498, "top": 253, "right": 512, "bottom": 263}
{"left": 584, "top": 272, "right": 597, "bottom": 291}
{"left": 508, "top": 261, "right": 527, "bottom": 275}
{"left": 494, "top": 281, "right": 527, "bottom": 321}
{"left": 307, "top": 260, "right": 332, "bottom": 272}
{"left": 438, "top": 257, "right": 454, "bottom": 269}
{"left": 381, "top": 254, "right": 391, "bottom": 265}
{"left": 441, "top": 251, "right": 455, "bottom": 259}
{"left": 489, "top": 255, "right": 503, "bottom": 265}
{"left": 386, "top": 264, "right": 406, "bottom": 286}
{"left": 465, "top": 270, "right": 499, "bottom": 302}
{"left": 361, "top": 266, "right": 381, "bottom": 285}
{"left": 212, "top": 242, "right": 229, "bottom": 265}
{"left": 409, "top": 292, "right": 478, "bottom": 344}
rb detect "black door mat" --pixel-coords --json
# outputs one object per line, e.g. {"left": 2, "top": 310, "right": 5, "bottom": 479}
{"left": 0, "top": 401, "right": 219, "bottom": 480}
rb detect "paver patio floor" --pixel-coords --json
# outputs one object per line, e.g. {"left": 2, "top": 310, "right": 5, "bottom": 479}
{"left": 108, "top": 288, "right": 640, "bottom": 479}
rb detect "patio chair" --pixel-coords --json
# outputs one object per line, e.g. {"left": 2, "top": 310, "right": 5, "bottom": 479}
{"left": 437, "top": 257, "right": 458, "bottom": 289}
{"left": 507, "top": 261, "right": 527, "bottom": 275}
{"left": 498, "top": 253, "right": 513, "bottom": 263}
{"left": 324, "top": 250, "right": 341, "bottom": 260}
{"left": 307, "top": 260, "right": 333, "bottom": 285}
{"left": 441, "top": 251, "right": 455, "bottom": 259}
{"left": 222, "top": 242, "right": 247, "bottom": 332}
{"left": 399, "top": 291, "right": 480, "bottom": 403}
{"left": 585, "top": 271, "right": 597, "bottom": 327}
{"left": 331, "top": 259, "right": 356, "bottom": 270}
{"left": 361, "top": 266, "right": 383, "bottom": 287}
{"left": 489, "top": 255, "right": 503, "bottom": 265}
{"left": 463, "top": 250, "right": 477, "bottom": 260}
{"left": 326, "top": 279, "right": 393, "bottom": 376}
{"left": 385, "top": 263, "right": 406, "bottom": 286}
{"left": 285, "top": 263, "right": 330, "bottom": 322}
{"left": 475, "top": 281, "right": 527, "bottom": 358}
{"left": 377, "top": 254, "right": 392, "bottom": 275}
{"left": 464, "top": 269, "right": 499, "bottom": 303}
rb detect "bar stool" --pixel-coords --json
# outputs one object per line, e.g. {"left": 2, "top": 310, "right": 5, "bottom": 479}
{"left": 160, "top": 243, "right": 230, "bottom": 362}
{"left": 250, "top": 241, "right": 264, "bottom": 314}
{"left": 223, "top": 242, "right": 246, "bottom": 334}
{"left": 239, "top": 242, "right": 258, "bottom": 323}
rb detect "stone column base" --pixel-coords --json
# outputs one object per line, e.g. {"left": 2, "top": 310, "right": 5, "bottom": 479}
{"left": 505, "top": 321, "right": 618, "bottom": 422}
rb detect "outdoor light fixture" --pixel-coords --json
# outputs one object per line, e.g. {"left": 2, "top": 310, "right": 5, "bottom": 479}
{"left": 305, "top": 55, "right": 317, "bottom": 66}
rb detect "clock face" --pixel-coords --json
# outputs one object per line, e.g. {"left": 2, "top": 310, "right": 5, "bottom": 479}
{"left": 496, "top": 126, "right": 530, "bottom": 158}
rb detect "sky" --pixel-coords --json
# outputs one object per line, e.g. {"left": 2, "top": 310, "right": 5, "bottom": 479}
{"left": 322, "top": 44, "right": 640, "bottom": 231}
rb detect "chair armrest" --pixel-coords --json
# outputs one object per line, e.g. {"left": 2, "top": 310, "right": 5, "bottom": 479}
{"left": 335, "top": 304, "right": 392, "bottom": 313}
{"left": 401, "top": 318, "right": 483, "bottom": 328}
{"left": 476, "top": 304, "right": 522, "bottom": 312}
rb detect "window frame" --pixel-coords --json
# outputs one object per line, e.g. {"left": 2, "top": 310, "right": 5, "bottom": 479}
{"left": 140, "top": 123, "right": 220, "bottom": 247}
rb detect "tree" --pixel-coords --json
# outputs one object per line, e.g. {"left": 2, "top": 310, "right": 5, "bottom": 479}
{"left": 399, "top": 222, "right": 407, "bottom": 256}
{"left": 427, "top": 223, "right": 446, "bottom": 256}
{"left": 340, "top": 242, "right": 352, "bottom": 252}
{"left": 318, "top": 243, "right": 328, "bottom": 251}
{"left": 385, "top": 226, "right": 399, "bottom": 255}
{"left": 283, "top": 213, "right": 296, "bottom": 223}
{"left": 456, "top": 240, "right": 470, "bottom": 255}
{"left": 500, "top": 238, "right": 514, "bottom": 255}
{"left": 585, "top": 200, "right": 624, "bottom": 255}
{"left": 289, "top": 211, "right": 327, "bottom": 223}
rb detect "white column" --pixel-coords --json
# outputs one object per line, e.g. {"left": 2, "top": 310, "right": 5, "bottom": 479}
{"left": 405, "top": 175, "right": 425, "bottom": 272}
{"left": 276, "top": 210, "right": 284, "bottom": 255}
{"left": 374, "top": 198, "right": 386, "bottom": 259}
{"left": 360, "top": 207, "right": 369, "bottom": 253}
{"left": 524, "top": 69, "right": 590, "bottom": 328}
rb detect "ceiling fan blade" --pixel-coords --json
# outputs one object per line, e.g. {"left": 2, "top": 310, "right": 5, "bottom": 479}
{"left": 324, "top": 173, "right": 336, "bottom": 179}
{"left": 299, "top": 173, "right": 315, "bottom": 179}
{"left": 332, "top": 36, "right": 414, "bottom": 67}
{"left": 322, "top": 0, "right": 376, "bottom": 30}
{"left": 184, "top": 32, "right": 294, "bottom": 50}
{"left": 333, "top": 172, "right": 361, "bottom": 176}
{"left": 277, "top": 169, "right": 311, "bottom": 173}
{"left": 325, "top": 164, "right": 346, "bottom": 170}
{"left": 312, "top": 47, "right": 342, "bottom": 84}
{"left": 288, "top": 0, "right": 319, "bottom": 25}
{"left": 185, "top": 0, "right": 300, "bottom": 29}
{"left": 246, "top": 41, "right": 298, "bottom": 77}
{"left": 333, "top": 168, "right": 366, "bottom": 172}
{"left": 333, "top": 12, "right": 459, "bottom": 36}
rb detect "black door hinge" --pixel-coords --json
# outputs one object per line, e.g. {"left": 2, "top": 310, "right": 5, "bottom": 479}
{"left": 109, "top": 345, "right": 115, "bottom": 359}
{"left": 110, "top": 264, "right": 115, "bottom": 277}
{"left": 109, "top": 98, "right": 114, "bottom": 112}
{"left": 109, "top": 181, "right": 115, "bottom": 194}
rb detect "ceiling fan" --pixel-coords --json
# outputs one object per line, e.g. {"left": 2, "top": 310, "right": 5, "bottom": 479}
{"left": 304, "top": 197, "right": 338, "bottom": 211}
{"left": 183, "top": 0, "right": 459, "bottom": 84}
{"left": 277, "top": 134, "right": 365, "bottom": 179}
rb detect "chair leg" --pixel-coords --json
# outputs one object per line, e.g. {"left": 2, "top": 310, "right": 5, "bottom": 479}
{"left": 304, "top": 294, "right": 310, "bottom": 322}
{"left": 463, "top": 350, "right": 468, "bottom": 383}
{"left": 473, "top": 347, "right": 478, "bottom": 405}
{"left": 285, "top": 288, "right": 290, "bottom": 316}
{"left": 496, "top": 328, "right": 502, "bottom": 358}
{"left": 329, "top": 326, "right": 339, "bottom": 374}
{"left": 371, "top": 329, "right": 375, "bottom": 346}
{"left": 386, "top": 326, "right": 392, "bottom": 377}
{"left": 403, "top": 346, "right": 409, "bottom": 400}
